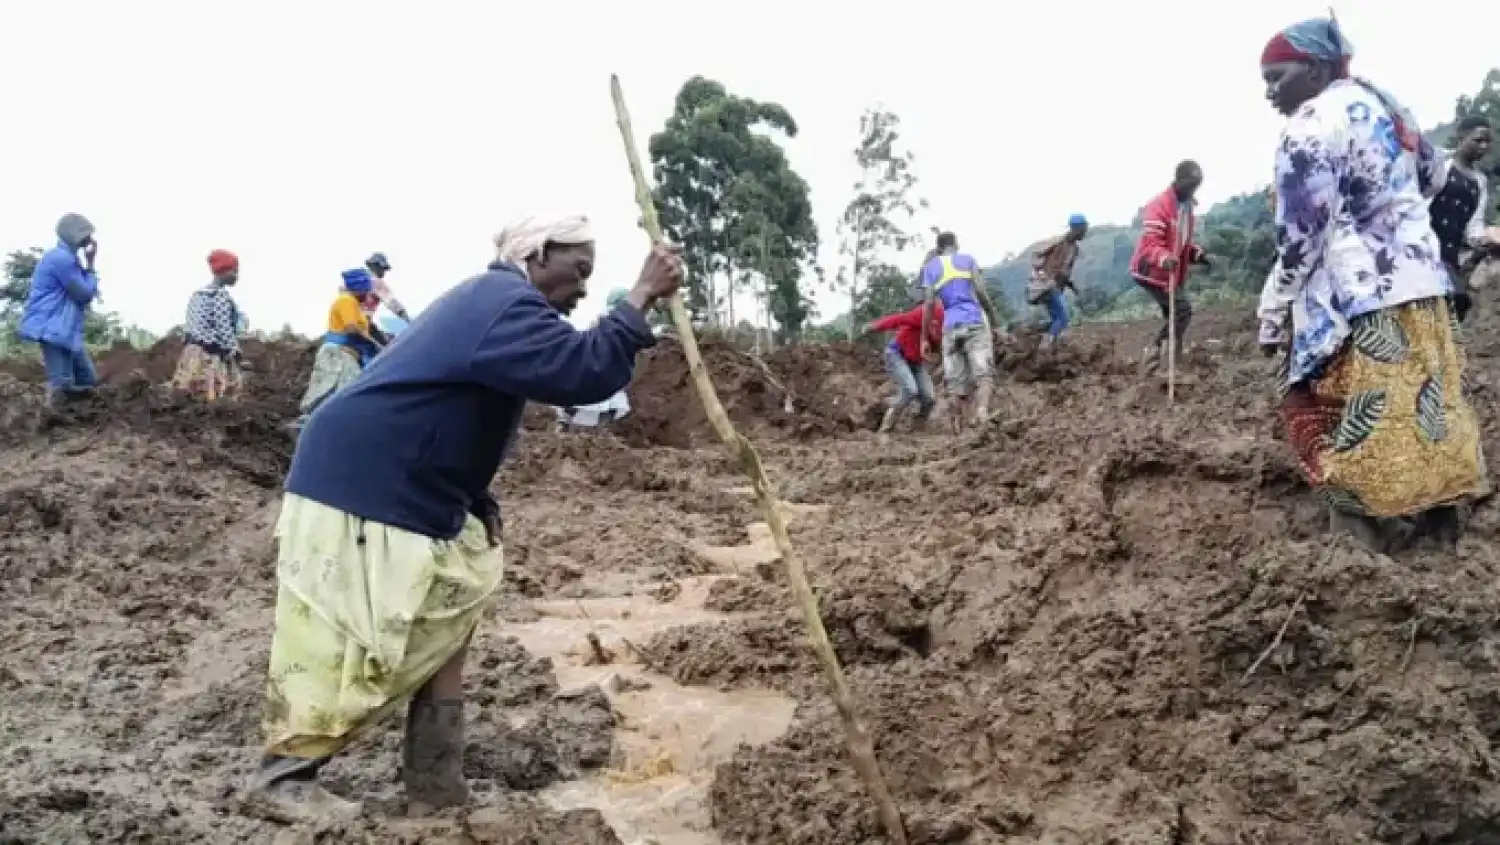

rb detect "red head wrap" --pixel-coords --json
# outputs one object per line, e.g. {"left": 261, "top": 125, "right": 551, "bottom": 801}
{"left": 207, "top": 249, "right": 239, "bottom": 274}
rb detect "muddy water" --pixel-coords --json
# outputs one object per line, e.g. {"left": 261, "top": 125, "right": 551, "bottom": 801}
{"left": 508, "top": 503, "right": 821, "bottom": 844}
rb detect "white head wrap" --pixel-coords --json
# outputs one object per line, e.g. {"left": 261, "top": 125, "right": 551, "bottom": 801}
{"left": 494, "top": 214, "right": 595, "bottom": 272}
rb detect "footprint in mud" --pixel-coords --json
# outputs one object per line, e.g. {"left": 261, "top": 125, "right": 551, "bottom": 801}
{"left": 504, "top": 490, "right": 824, "bottom": 845}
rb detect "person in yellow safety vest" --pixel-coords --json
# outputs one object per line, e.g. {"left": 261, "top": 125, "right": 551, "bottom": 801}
{"left": 918, "top": 232, "right": 1002, "bottom": 432}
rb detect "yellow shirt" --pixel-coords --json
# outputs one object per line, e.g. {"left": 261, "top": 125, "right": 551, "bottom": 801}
{"left": 328, "top": 293, "right": 370, "bottom": 335}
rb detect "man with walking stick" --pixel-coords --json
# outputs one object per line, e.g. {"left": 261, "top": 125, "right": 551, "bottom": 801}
{"left": 1130, "top": 161, "right": 1212, "bottom": 381}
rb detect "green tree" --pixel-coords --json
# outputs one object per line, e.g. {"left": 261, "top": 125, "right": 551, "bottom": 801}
{"left": 650, "top": 76, "right": 819, "bottom": 338}
{"left": 835, "top": 107, "right": 925, "bottom": 340}
{"left": 1, "top": 245, "right": 156, "bottom": 353}
{"left": 2, "top": 248, "right": 44, "bottom": 316}
{"left": 650, "top": 77, "right": 794, "bottom": 325}
{"left": 854, "top": 263, "right": 916, "bottom": 327}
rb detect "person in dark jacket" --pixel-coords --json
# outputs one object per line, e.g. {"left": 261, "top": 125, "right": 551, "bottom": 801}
{"left": 1428, "top": 115, "right": 1495, "bottom": 321}
{"left": 20, "top": 213, "right": 100, "bottom": 405}
{"left": 241, "top": 214, "right": 683, "bottom": 824}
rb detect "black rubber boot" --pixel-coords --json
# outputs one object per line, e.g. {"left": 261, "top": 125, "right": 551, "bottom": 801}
{"left": 240, "top": 755, "right": 358, "bottom": 824}
{"left": 403, "top": 692, "right": 471, "bottom": 816}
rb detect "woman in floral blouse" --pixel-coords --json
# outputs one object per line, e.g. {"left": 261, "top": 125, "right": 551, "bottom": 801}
{"left": 1258, "top": 17, "right": 1488, "bottom": 551}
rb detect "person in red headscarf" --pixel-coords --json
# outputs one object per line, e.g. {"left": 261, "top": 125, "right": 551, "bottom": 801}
{"left": 1258, "top": 16, "right": 1486, "bottom": 552}
{"left": 172, "top": 249, "right": 245, "bottom": 401}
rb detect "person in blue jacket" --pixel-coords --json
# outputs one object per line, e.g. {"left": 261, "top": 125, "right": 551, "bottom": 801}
{"left": 20, "top": 213, "right": 101, "bottom": 405}
{"left": 242, "top": 215, "right": 683, "bottom": 823}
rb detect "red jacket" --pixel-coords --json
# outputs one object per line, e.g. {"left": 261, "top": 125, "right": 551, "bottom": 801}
{"left": 870, "top": 303, "right": 943, "bottom": 364}
{"left": 1130, "top": 187, "right": 1205, "bottom": 292}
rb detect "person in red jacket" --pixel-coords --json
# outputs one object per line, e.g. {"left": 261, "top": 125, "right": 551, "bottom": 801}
{"left": 865, "top": 300, "right": 944, "bottom": 433}
{"left": 1130, "top": 160, "right": 1212, "bottom": 372}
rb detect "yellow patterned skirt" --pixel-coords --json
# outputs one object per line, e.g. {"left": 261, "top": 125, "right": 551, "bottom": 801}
{"left": 298, "top": 344, "right": 363, "bottom": 415}
{"left": 262, "top": 494, "right": 504, "bottom": 760}
{"left": 172, "top": 344, "right": 242, "bottom": 401}
{"left": 1281, "top": 297, "right": 1489, "bottom": 518}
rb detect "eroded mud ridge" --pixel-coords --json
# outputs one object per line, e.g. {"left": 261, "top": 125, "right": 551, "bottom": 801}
{"left": 3, "top": 311, "right": 1500, "bottom": 843}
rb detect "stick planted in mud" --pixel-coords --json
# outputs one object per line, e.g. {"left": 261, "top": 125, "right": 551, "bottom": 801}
{"left": 610, "top": 74, "right": 909, "bottom": 845}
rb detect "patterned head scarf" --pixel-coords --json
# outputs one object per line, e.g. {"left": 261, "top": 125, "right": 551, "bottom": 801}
{"left": 341, "top": 268, "right": 373, "bottom": 295}
{"left": 1262, "top": 17, "right": 1425, "bottom": 156}
{"left": 1260, "top": 17, "right": 1353, "bottom": 77}
{"left": 493, "top": 215, "right": 595, "bottom": 274}
{"left": 55, "top": 213, "right": 95, "bottom": 249}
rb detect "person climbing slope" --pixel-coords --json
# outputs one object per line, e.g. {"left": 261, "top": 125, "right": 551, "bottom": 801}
{"left": 173, "top": 249, "right": 245, "bottom": 401}
{"left": 20, "top": 213, "right": 101, "bottom": 406}
{"left": 1131, "top": 161, "right": 1212, "bottom": 373}
{"left": 296, "top": 268, "right": 384, "bottom": 419}
{"left": 1027, "top": 214, "right": 1089, "bottom": 349}
{"left": 919, "top": 232, "right": 1001, "bottom": 431}
{"left": 363, "top": 252, "right": 410, "bottom": 322}
{"left": 241, "top": 214, "right": 683, "bottom": 823}
{"left": 1257, "top": 15, "right": 1487, "bottom": 551}
{"left": 555, "top": 287, "right": 635, "bottom": 430}
{"left": 864, "top": 297, "right": 943, "bottom": 433}
{"left": 1428, "top": 116, "right": 1496, "bottom": 322}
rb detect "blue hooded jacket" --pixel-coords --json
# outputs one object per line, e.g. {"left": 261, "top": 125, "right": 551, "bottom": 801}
{"left": 19, "top": 240, "right": 99, "bottom": 352}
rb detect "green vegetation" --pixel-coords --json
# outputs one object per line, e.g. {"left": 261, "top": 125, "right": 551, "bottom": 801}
{"left": 4, "top": 71, "right": 1495, "bottom": 356}
{"left": 649, "top": 76, "right": 819, "bottom": 342}
{"left": 976, "top": 69, "right": 1500, "bottom": 325}
{"left": 1, "top": 247, "right": 157, "bottom": 358}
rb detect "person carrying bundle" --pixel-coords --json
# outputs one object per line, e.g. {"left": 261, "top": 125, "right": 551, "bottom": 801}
{"left": 297, "top": 268, "right": 384, "bottom": 418}
{"left": 1257, "top": 15, "right": 1488, "bottom": 550}
{"left": 864, "top": 297, "right": 943, "bottom": 433}
{"left": 173, "top": 249, "right": 245, "bottom": 401}
{"left": 1026, "top": 214, "right": 1089, "bottom": 348}
{"left": 241, "top": 215, "right": 683, "bottom": 823}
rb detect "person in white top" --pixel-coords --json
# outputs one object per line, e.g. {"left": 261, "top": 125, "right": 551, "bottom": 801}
{"left": 556, "top": 287, "right": 634, "bottom": 430}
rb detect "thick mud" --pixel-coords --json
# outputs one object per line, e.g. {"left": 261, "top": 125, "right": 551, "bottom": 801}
{"left": 3, "top": 307, "right": 1500, "bottom": 843}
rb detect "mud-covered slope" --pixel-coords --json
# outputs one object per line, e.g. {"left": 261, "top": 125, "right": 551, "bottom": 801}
{"left": 2, "top": 309, "right": 1499, "bottom": 843}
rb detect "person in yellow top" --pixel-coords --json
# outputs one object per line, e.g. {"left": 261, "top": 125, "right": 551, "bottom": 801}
{"left": 298, "top": 269, "right": 385, "bottom": 420}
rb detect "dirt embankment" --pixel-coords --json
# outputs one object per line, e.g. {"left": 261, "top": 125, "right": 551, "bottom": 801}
{"left": 2, "top": 307, "right": 1499, "bottom": 843}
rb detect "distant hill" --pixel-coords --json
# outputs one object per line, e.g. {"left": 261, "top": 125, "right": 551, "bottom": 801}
{"left": 807, "top": 70, "right": 1498, "bottom": 333}
{"left": 977, "top": 101, "right": 1493, "bottom": 321}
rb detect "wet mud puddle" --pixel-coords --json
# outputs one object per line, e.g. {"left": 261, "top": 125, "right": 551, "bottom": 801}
{"left": 507, "top": 493, "right": 824, "bottom": 845}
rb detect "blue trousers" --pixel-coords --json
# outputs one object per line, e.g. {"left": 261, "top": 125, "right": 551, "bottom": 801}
{"left": 40, "top": 342, "right": 97, "bottom": 397}
{"left": 1043, "top": 289, "right": 1069, "bottom": 338}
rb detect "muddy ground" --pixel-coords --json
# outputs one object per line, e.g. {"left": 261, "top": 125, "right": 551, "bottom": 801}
{"left": 2, "top": 308, "right": 1500, "bottom": 844}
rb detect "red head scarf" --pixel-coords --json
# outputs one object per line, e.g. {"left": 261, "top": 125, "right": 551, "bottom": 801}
{"left": 207, "top": 249, "right": 239, "bottom": 274}
{"left": 1260, "top": 18, "right": 1352, "bottom": 78}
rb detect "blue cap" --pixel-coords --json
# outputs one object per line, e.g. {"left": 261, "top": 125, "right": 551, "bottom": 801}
{"left": 1068, "top": 213, "right": 1088, "bottom": 229}
{"left": 341, "top": 268, "right": 373, "bottom": 294}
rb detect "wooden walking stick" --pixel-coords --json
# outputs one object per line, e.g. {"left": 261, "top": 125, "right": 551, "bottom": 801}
{"left": 609, "top": 75, "right": 908, "bottom": 845}
{"left": 1167, "top": 203, "right": 1191, "bottom": 406}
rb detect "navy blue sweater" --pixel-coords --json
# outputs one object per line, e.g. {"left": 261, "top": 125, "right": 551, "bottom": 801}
{"left": 286, "top": 263, "right": 656, "bottom": 538}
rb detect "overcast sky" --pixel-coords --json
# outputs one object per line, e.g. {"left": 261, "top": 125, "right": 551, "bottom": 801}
{"left": 1, "top": 0, "right": 1496, "bottom": 336}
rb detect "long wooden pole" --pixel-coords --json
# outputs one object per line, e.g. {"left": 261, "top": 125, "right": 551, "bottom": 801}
{"left": 1167, "top": 203, "right": 1190, "bottom": 406}
{"left": 1167, "top": 276, "right": 1176, "bottom": 405}
{"left": 610, "top": 75, "right": 908, "bottom": 845}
